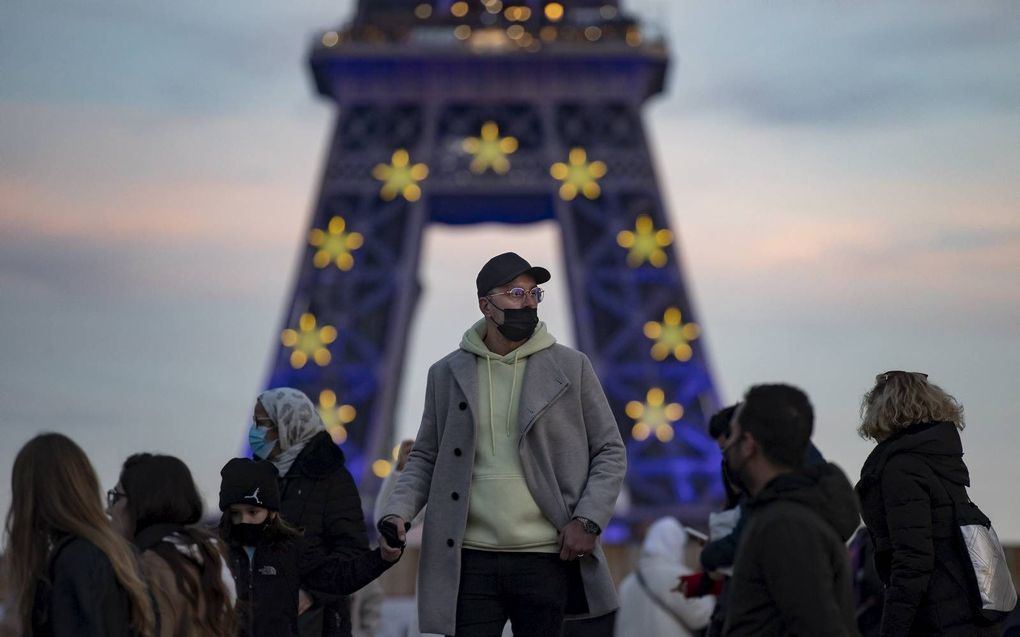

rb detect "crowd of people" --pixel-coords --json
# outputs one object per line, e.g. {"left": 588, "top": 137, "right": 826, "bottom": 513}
{"left": 2, "top": 252, "right": 1016, "bottom": 636}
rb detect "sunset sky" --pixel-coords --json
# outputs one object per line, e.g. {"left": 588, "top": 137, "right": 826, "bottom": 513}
{"left": 2, "top": 1, "right": 1019, "bottom": 540}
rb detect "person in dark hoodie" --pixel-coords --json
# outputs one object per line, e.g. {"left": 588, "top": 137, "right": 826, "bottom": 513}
{"left": 855, "top": 371, "right": 1004, "bottom": 636}
{"left": 249, "top": 387, "right": 370, "bottom": 637}
{"left": 721, "top": 384, "right": 860, "bottom": 637}
{"left": 218, "top": 458, "right": 400, "bottom": 637}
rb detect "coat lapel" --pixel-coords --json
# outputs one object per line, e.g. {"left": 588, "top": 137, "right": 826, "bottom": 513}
{"left": 448, "top": 350, "right": 480, "bottom": 420}
{"left": 518, "top": 349, "right": 570, "bottom": 439}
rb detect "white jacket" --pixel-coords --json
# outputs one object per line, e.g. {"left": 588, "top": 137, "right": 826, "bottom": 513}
{"left": 614, "top": 517, "right": 715, "bottom": 637}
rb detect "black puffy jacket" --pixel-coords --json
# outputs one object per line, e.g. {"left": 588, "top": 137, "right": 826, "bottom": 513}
{"left": 856, "top": 421, "right": 999, "bottom": 637}
{"left": 279, "top": 431, "right": 370, "bottom": 636}
{"left": 31, "top": 536, "right": 136, "bottom": 637}
{"left": 226, "top": 532, "right": 392, "bottom": 637}
{"left": 724, "top": 463, "right": 861, "bottom": 637}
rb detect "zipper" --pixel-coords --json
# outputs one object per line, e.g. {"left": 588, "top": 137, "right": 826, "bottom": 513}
{"left": 247, "top": 548, "right": 255, "bottom": 637}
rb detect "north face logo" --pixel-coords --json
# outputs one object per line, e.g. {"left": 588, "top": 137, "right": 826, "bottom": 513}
{"left": 243, "top": 487, "right": 262, "bottom": 505}
{"left": 258, "top": 565, "right": 277, "bottom": 576}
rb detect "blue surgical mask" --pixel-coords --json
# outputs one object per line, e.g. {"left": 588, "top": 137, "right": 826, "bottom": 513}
{"left": 248, "top": 426, "right": 277, "bottom": 460}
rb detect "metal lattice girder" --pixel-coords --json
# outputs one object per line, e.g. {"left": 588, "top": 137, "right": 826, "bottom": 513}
{"left": 261, "top": 2, "right": 723, "bottom": 535}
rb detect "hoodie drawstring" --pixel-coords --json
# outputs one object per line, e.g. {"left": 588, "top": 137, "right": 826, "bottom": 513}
{"left": 485, "top": 351, "right": 521, "bottom": 455}
{"left": 486, "top": 356, "right": 496, "bottom": 455}
{"left": 507, "top": 351, "right": 519, "bottom": 440}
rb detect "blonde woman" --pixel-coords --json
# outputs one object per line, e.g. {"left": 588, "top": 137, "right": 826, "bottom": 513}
{"left": 4, "top": 433, "right": 154, "bottom": 636}
{"left": 855, "top": 372, "right": 998, "bottom": 636}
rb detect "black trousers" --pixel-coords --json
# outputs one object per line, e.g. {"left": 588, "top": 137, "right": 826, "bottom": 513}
{"left": 451, "top": 549, "right": 569, "bottom": 637}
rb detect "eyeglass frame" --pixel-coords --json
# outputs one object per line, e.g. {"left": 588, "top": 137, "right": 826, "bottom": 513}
{"left": 253, "top": 414, "right": 276, "bottom": 430}
{"left": 876, "top": 370, "right": 928, "bottom": 383}
{"left": 106, "top": 488, "right": 127, "bottom": 509}
{"left": 485, "top": 286, "right": 545, "bottom": 304}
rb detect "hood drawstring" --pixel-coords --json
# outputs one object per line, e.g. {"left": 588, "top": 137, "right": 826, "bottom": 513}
{"left": 508, "top": 351, "right": 520, "bottom": 440}
{"left": 486, "top": 356, "right": 496, "bottom": 455}
{"left": 484, "top": 351, "right": 521, "bottom": 456}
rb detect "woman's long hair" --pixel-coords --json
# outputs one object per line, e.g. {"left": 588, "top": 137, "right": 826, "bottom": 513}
{"left": 859, "top": 371, "right": 965, "bottom": 441}
{"left": 3, "top": 434, "right": 155, "bottom": 636}
{"left": 119, "top": 453, "right": 237, "bottom": 637}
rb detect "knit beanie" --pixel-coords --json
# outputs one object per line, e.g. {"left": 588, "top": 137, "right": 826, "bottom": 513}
{"left": 218, "top": 457, "right": 280, "bottom": 512}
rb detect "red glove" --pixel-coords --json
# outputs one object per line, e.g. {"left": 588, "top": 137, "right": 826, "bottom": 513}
{"left": 678, "top": 573, "right": 724, "bottom": 597}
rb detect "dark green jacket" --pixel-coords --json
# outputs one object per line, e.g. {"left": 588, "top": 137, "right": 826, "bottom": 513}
{"left": 724, "top": 463, "right": 861, "bottom": 637}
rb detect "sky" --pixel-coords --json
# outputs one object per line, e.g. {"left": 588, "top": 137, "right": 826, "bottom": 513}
{"left": 2, "top": 1, "right": 1019, "bottom": 542}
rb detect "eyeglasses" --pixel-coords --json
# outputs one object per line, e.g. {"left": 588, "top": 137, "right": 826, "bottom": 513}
{"left": 876, "top": 370, "right": 928, "bottom": 383}
{"left": 487, "top": 287, "right": 545, "bottom": 303}
{"left": 253, "top": 415, "right": 275, "bottom": 429}
{"left": 106, "top": 488, "right": 126, "bottom": 509}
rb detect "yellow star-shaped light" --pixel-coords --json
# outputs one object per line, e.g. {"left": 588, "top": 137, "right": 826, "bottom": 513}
{"left": 308, "top": 216, "right": 364, "bottom": 270}
{"left": 370, "top": 442, "right": 407, "bottom": 478}
{"left": 644, "top": 307, "right": 701, "bottom": 362}
{"left": 318, "top": 389, "right": 356, "bottom": 444}
{"left": 280, "top": 313, "right": 337, "bottom": 369}
{"left": 372, "top": 149, "right": 429, "bottom": 202}
{"left": 372, "top": 458, "right": 394, "bottom": 478}
{"left": 617, "top": 214, "right": 673, "bottom": 267}
{"left": 462, "top": 121, "right": 518, "bottom": 174}
{"left": 550, "top": 147, "right": 607, "bottom": 201}
{"left": 625, "top": 388, "right": 684, "bottom": 443}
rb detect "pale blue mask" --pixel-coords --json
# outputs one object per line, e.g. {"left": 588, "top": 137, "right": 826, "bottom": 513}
{"left": 248, "top": 426, "right": 277, "bottom": 460}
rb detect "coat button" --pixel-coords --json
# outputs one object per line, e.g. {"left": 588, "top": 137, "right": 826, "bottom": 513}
{"left": 451, "top": 492, "right": 459, "bottom": 501}
{"left": 454, "top": 448, "right": 462, "bottom": 456}
{"left": 458, "top": 401, "right": 467, "bottom": 410}
{"left": 447, "top": 538, "right": 455, "bottom": 547}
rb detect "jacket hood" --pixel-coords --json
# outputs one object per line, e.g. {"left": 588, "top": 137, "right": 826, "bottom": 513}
{"left": 289, "top": 430, "right": 346, "bottom": 479}
{"left": 859, "top": 421, "right": 969, "bottom": 488}
{"left": 751, "top": 462, "right": 861, "bottom": 542}
{"left": 460, "top": 318, "right": 556, "bottom": 360}
{"left": 638, "top": 517, "right": 688, "bottom": 569}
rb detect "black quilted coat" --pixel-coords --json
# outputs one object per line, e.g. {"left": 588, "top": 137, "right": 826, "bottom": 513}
{"left": 856, "top": 421, "right": 999, "bottom": 637}
{"left": 279, "top": 431, "right": 370, "bottom": 637}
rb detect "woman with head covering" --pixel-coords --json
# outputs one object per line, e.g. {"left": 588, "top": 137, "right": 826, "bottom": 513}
{"left": 614, "top": 517, "right": 715, "bottom": 637}
{"left": 855, "top": 371, "right": 1009, "bottom": 636}
{"left": 249, "top": 387, "right": 369, "bottom": 637}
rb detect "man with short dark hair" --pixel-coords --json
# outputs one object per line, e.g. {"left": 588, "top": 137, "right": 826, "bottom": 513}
{"left": 378, "top": 252, "right": 627, "bottom": 637}
{"left": 722, "top": 384, "right": 860, "bottom": 636}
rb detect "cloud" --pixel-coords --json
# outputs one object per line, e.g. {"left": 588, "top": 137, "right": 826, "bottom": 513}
{"left": 644, "top": 1, "right": 1020, "bottom": 127}
{"left": 0, "top": 1, "right": 353, "bottom": 115}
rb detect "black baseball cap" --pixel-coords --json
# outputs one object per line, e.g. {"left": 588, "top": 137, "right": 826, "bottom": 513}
{"left": 476, "top": 252, "right": 551, "bottom": 298}
{"left": 219, "top": 458, "right": 280, "bottom": 512}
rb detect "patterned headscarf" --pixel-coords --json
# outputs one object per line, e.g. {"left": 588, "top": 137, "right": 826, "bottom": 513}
{"left": 257, "top": 387, "right": 324, "bottom": 477}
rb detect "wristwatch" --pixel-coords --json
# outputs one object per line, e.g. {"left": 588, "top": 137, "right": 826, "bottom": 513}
{"left": 573, "top": 516, "right": 601, "bottom": 536}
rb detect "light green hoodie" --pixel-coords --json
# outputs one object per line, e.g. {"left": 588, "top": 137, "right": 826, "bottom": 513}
{"left": 459, "top": 319, "right": 560, "bottom": 552}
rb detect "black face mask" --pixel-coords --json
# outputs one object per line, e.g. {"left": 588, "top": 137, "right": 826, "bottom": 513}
{"left": 231, "top": 521, "right": 268, "bottom": 546}
{"left": 494, "top": 307, "right": 538, "bottom": 341}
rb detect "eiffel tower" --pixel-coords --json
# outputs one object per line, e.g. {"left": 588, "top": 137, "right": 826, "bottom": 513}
{"left": 264, "top": 0, "right": 722, "bottom": 534}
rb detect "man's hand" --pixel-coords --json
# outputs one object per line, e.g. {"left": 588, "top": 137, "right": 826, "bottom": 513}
{"left": 558, "top": 519, "right": 597, "bottom": 561}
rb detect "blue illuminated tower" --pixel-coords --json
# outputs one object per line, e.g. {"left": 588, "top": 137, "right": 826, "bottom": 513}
{"left": 265, "top": 0, "right": 722, "bottom": 532}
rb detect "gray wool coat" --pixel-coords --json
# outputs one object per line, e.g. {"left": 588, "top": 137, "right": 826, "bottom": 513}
{"left": 380, "top": 342, "right": 627, "bottom": 636}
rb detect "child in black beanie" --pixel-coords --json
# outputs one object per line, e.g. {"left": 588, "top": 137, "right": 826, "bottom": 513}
{"left": 218, "top": 458, "right": 401, "bottom": 637}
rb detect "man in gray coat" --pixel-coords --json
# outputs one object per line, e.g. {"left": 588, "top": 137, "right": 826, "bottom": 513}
{"left": 378, "top": 252, "right": 627, "bottom": 637}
